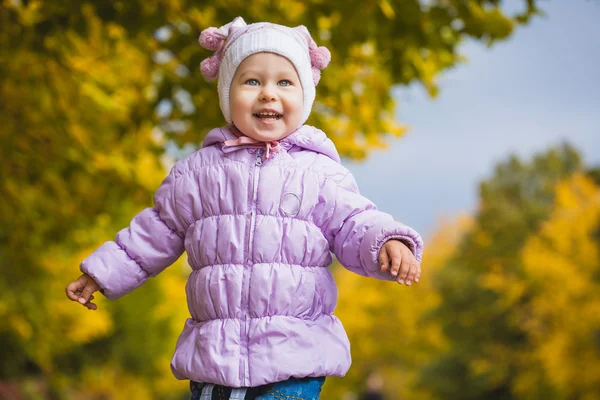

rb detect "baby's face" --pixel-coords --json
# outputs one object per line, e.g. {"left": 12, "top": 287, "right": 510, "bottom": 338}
{"left": 230, "top": 52, "right": 303, "bottom": 142}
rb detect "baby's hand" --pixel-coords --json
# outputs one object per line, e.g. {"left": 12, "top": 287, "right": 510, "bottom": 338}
{"left": 65, "top": 273, "right": 101, "bottom": 310}
{"left": 379, "top": 239, "right": 421, "bottom": 286}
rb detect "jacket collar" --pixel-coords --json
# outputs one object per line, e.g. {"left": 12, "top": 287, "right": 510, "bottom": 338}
{"left": 203, "top": 125, "right": 341, "bottom": 164}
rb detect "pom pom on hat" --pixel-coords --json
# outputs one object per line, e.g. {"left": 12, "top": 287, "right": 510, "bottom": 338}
{"left": 200, "top": 56, "right": 221, "bottom": 80}
{"left": 310, "top": 46, "right": 331, "bottom": 70}
{"left": 199, "top": 27, "right": 225, "bottom": 51}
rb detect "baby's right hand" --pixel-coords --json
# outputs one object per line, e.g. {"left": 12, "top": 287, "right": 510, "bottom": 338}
{"left": 66, "top": 273, "right": 101, "bottom": 310}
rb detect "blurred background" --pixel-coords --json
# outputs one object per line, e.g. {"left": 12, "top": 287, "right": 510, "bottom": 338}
{"left": 1, "top": 0, "right": 598, "bottom": 399}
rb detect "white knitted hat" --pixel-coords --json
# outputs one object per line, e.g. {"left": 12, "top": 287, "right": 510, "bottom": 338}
{"left": 199, "top": 17, "right": 331, "bottom": 126}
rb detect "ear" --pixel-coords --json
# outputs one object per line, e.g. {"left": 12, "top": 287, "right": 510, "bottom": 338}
{"left": 293, "top": 25, "right": 331, "bottom": 68}
{"left": 293, "top": 25, "right": 311, "bottom": 42}
{"left": 222, "top": 16, "right": 247, "bottom": 36}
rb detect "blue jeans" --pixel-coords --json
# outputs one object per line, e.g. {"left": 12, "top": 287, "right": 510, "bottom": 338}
{"left": 190, "top": 377, "right": 326, "bottom": 400}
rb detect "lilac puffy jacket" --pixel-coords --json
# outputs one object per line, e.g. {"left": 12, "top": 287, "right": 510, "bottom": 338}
{"left": 81, "top": 125, "right": 423, "bottom": 388}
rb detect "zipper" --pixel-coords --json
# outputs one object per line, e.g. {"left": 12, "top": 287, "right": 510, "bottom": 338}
{"left": 240, "top": 149, "right": 263, "bottom": 385}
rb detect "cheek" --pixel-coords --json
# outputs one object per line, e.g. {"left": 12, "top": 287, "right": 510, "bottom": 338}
{"left": 231, "top": 94, "right": 251, "bottom": 115}
{"left": 284, "top": 91, "right": 303, "bottom": 113}
{"left": 289, "top": 93, "right": 304, "bottom": 119}
{"left": 295, "top": 89, "right": 304, "bottom": 111}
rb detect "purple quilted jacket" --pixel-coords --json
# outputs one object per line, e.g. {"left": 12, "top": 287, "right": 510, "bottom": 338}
{"left": 80, "top": 125, "right": 423, "bottom": 388}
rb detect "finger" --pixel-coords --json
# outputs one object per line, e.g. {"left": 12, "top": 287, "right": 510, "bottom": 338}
{"left": 384, "top": 245, "right": 403, "bottom": 279}
{"left": 405, "top": 261, "right": 419, "bottom": 286}
{"left": 84, "top": 299, "right": 98, "bottom": 310}
{"left": 413, "top": 263, "right": 421, "bottom": 283}
{"left": 379, "top": 247, "right": 390, "bottom": 273}
{"left": 390, "top": 250, "right": 402, "bottom": 278}
{"left": 66, "top": 274, "right": 90, "bottom": 300}
{"left": 397, "top": 256, "right": 412, "bottom": 285}
{"left": 66, "top": 280, "right": 85, "bottom": 301}
{"left": 78, "top": 284, "right": 97, "bottom": 305}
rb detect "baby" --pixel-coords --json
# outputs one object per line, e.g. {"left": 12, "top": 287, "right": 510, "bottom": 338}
{"left": 66, "top": 17, "right": 423, "bottom": 400}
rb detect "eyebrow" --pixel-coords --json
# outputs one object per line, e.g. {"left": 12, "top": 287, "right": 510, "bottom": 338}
{"left": 238, "top": 69, "right": 267, "bottom": 80}
{"left": 238, "top": 69, "right": 297, "bottom": 80}
{"left": 239, "top": 70, "right": 259, "bottom": 78}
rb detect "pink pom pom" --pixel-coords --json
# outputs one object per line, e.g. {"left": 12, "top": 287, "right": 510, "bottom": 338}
{"left": 200, "top": 56, "right": 221, "bottom": 80}
{"left": 312, "top": 68, "right": 321, "bottom": 86}
{"left": 199, "top": 27, "right": 224, "bottom": 51}
{"left": 310, "top": 46, "right": 331, "bottom": 70}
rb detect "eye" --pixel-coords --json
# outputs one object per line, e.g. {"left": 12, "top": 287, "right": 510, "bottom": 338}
{"left": 245, "top": 79, "right": 260, "bottom": 86}
{"left": 278, "top": 80, "right": 292, "bottom": 87}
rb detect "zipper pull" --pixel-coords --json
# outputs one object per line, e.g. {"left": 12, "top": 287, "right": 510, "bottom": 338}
{"left": 255, "top": 151, "right": 263, "bottom": 166}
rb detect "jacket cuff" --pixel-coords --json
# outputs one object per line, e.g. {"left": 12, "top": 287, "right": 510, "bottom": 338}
{"left": 359, "top": 220, "right": 424, "bottom": 280}
{"left": 80, "top": 241, "right": 149, "bottom": 300}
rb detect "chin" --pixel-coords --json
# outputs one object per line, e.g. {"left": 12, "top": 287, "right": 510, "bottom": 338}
{"left": 253, "top": 131, "right": 288, "bottom": 141}
{"left": 245, "top": 125, "right": 291, "bottom": 142}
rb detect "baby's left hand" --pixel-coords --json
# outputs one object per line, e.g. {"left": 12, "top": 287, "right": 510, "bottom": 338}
{"left": 379, "top": 240, "right": 421, "bottom": 286}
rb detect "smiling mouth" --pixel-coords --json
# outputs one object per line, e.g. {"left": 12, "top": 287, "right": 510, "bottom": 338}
{"left": 253, "top": 112, "right": 283, "bottom": 121}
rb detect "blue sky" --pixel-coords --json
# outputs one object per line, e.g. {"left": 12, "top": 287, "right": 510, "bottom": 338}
{"left": 344, "top": 0, "right": 600, "bottom": 240}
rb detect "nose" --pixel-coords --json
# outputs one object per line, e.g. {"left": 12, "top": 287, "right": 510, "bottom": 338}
{"left": 259, "top": 84, "right": 277, "bottom": 102}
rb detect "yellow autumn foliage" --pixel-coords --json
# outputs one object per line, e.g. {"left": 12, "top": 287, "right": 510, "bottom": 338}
{"left": 517, "top": 174, "right": 600, "bottom": 398}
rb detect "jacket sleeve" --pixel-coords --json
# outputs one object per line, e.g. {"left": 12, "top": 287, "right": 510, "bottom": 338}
{"left": 316, "top": 172, "right": 423, "bottom": 280}
{"left": 80, "top": 169, "right": 188, "bottom": 300}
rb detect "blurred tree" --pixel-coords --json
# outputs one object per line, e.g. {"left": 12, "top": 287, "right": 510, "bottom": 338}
{"left": 515, "top": 173, "right": 600, "bottom": 398}
{"left": 418, "top": 144, "right": 590, "bottom": 399}
{"left": 0, "top": 0, "right": 542, "bottom": 397}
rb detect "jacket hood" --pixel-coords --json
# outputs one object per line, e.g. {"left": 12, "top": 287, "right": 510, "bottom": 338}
{"left": 203, "top": 125, "right": 341, "bottom": 164}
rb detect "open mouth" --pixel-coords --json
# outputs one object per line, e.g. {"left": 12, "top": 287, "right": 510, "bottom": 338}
{"left": 253, "top": 112, "right": 283, "bottom": 121}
